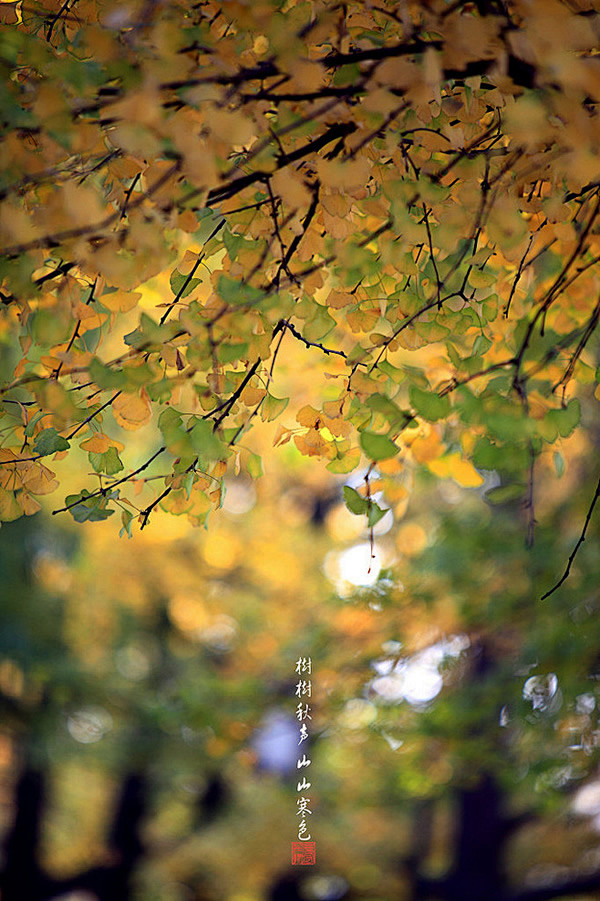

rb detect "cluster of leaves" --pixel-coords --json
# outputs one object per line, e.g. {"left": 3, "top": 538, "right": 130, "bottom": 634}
{"left": 1, "top": 0, "right": 600, "bottom": 546}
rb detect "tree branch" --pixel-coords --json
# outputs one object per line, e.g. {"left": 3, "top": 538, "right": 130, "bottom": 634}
{"left": 541, "top": 473, "right": 600, "bottom": 600}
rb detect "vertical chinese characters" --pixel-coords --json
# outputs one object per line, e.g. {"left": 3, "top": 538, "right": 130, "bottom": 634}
{"left": 292, "top": 657, "right": 316, "bottom": 865}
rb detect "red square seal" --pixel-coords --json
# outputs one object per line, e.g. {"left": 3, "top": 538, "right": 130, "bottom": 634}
{"left": 291, "top": 841, "right": 316, "bottom": 865}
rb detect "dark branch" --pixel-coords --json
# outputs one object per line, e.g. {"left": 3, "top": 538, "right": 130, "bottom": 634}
{"left": 541, "top": 474, "right": 600, "bottom": 600}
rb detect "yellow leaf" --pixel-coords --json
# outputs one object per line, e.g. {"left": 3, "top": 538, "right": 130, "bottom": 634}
{"left": 20, "top": 493, "right": 42, "bottom": 516}
{"left": 178, "top": 250, "right": 200, "bottom": 276}
{"left": 100, "top": 291, "right": 141, "bottom": 313}
{"left": 296, "top": 405, "right": 321, "bottom": 428}
{"left": 0, "top": 489, "right": 22, "bottom": 521}
{"left": 409, "top": 429, "right": 444, "bottom": 464}
{"left": 294, "top": 430, "right": 335, "bottom": 459}
{"left": 346, "top": 307, "right": 379, "bottom": 333}
{"left": 316, "top": 156, "right": 371, "bottom": 191}
{"left": 326, "top": 289, "right": 354, "bottom": 309}
{"left": 240, "top": 385, "right": 266, "bottom": 406}
{"left": 112, "top": 391, "right": 152, "bottom": 431}
{"left": 0, "top": 451, "right": 23, "bottom": 490}
{"left": 209, "top": 109, "right": 255, "bottom": 147}
{"left": 80, "top": 433, "right": 111, "bottom": 453}
{"left": 323, "top": 400, "right": 344, "bottom": 418}
{"left": 428, "top": 453, "right": 484, "bottom": 487}
{"left": 273, "top": 425, "right": 293, "bottom": 447}
{"left": 271, "top": 169, "right": 313, "bottom": 209}
{"left": 73, "top": 301, "right": 108, "bottom": 332}
{"left": 322, "top": 414, "right": 351, "bottom": 438}
{"left": 285, "top": 59, "right": 326, "bottom": 92}
{"left": 22, "top": 464, "right": 59, "bottom": 496}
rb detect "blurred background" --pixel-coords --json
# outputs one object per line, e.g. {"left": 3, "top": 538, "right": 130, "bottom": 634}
{"left": 3, "top": 347, "right": 600, "bottom": 901}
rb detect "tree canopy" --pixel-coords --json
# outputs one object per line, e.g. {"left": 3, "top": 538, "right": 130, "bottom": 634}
{"left": 5, "top": 3, "right": 600, "bottom": 898}
{"left": 1, "top": 0, "right": 599, "bottom": 571}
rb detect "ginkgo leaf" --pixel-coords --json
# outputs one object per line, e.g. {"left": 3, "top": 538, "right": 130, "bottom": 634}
{"left": 89, "top": 446, "right": 124, "bottom": 475}
{"left": 326, "top": 446, "right": 361, "bottom": 474}
{"left": 296, "top": 406, "right": 321, "bottom": 429}
{"left": 0, "top": 489, "right": 23, "bottom": 521}
{"left": 261, "top": 393, "right": 289, "bottom": 422}
{"left": 359, "top": 430, "right": 399, "bottom": 461}
{"left": 343, "top": 485, "right": 368, "bottom": 516}
{"left": 189, "top": 419, "right": 225, "bottom": 461}
{"left": 33, "top": 428, "right": 70, "bottom": 457}
{"left": 409, "top": 386, "right": 450, "bottom": 422}
{"left": 428, "top": 453, "right": 484, "bottom": 488}
{"left": 19, "top": 492, "right": 42, "bottom": 516}
{"left": 22, "top": 464, "right": 60, "bottom": 495}
{"left": 80, "top": 433, "right": 111, "bottom": 454}
{"left": 112, "top": 392, "right": 152, "bottom": 431}
{"left": 100, "top": 290, "right": 141, "bottom": 313}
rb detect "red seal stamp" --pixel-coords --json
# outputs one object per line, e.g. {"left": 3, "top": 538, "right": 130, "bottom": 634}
{"left": 291, "top": 842, "right": 316, "bottom": 865}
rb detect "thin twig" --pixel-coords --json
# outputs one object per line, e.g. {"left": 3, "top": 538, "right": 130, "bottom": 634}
{"left": 541, "top": 475, "right": 600, "bottom": 600}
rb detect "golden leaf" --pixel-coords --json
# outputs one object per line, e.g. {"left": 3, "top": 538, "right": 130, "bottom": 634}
{"left": 0, "top": 489, "right": 22, "bottom": 522}
{"left": 100, "top": 291, "right": 142, "bottom": 313}
{"left": 22, "top": 464, "right": 59, "bottom": 496}
{"left": 285, "top": 59, "right": 325, "bottom": 92}
{"left": 112, "top": 391, "right": 153, "bottom": 431}
{"left": 315, "top": 157, "right": 371, "bottom": 192}
{"left": 428, "top": 453, "right": 484, "bottom": 488}
{"left": 271, "top": 169, "right": 313, "bottom": 209}
{"left": 296, "top": 405, "right": 321, "bottom": 428}
{"left": 240, "top": 385, "right": 266, "bottom": 406}
{"left": 19, "top": 493, "right": 42, "bottom": 516}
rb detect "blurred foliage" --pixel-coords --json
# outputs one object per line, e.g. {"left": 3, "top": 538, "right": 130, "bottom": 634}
{"left": 3, "top": 415, "right": 600, "bottom": 899}
{"left": 4, "top": 1, "right": 600, "bottom": 899}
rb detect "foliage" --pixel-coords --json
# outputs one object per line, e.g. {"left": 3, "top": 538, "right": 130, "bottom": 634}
{"left": 3, "top": 439, "right": 600, "bottom": 900}
{"left": 5, "top": 2, "right": 600, "bottom": 899}
{"left": 0, "top": 0, "right": 599, "bottom": 557}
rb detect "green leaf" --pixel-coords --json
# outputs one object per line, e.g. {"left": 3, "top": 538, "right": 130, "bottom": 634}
{"left": 193, "top": 208, "right": 224, "bottom": 245}
{"left": 33, "top": 428, "right": 70, "bottom": 457}
{"left": 366, "top": 394, "right": 406, "bottom": 427}
{"left": 247, "top": 452, "right": 263, "bottom": 479}
{"left": 159, "top": 407, "right": 192, "bottom": 456}
{"left": 183, "top": 471, "right": 195, "bottom": 499}
{"left": 64, "top": 489, "right": 116, "bottom": 523}
{"left": 88, "top": 357, "right": 128, "bottom": 390}
{"left": 24, "top": 411, "right": 46, "bottom": 438}
{"left": 473, "top": 437, "right": 529, "bottom": 473}
{"left": 89, "top": 446, "right": 124, "bottom": 476}
{"left": 31, "top": 309, "right": 72, "bottom": 346}
{"left": 217, "top": 341, "right": 249, "bottom": 364}
{"left": 189, "top": 419, "right": 225, "bottom": 461}
{"left": 359, "top": 430, "right": 399, "bottom": 461}
{"left": 553, "top": 451, "right": 565, "bottom": 478}
{"left": 303, "top": 305, "right": 336, "bottom": 342}
{"left": 170, "top": 270, "right": 201, "bottom": 299}
{"left": 343, "top": 485, "right": 368, "bottom": 515}
{"left": 485, "top": 483, "right": 526, "bottom": 504}
{"left": 367, "top": 501, "right": 387, "bottom": 527}
{"left": 218, "top": 276, "right": 264, "bottom": 307}
{"left": 223, "top": 229, "right": 244, "bottom": 261}
{"left": 545, "top": 399, "right": 581, "bottom": 439}
{"left": 120, "top": 509, "right": 134, "bottom": 538}
{"left": 409, "top": 385, "right": 450, "bottom": 422}
{"left": 124, "top": 314, "right": 179, "bottom": 350}
{"left": 80, "top": 326, "right": 102, "bottom": 353}
{"left": 261, "top": 392, "right": 289, "bottom": 422}
{"left": 326, "top": 447, "right": 361, "bottom": 474}
{"left": 377, "top": 359, "right": 405, "bottom": 383}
